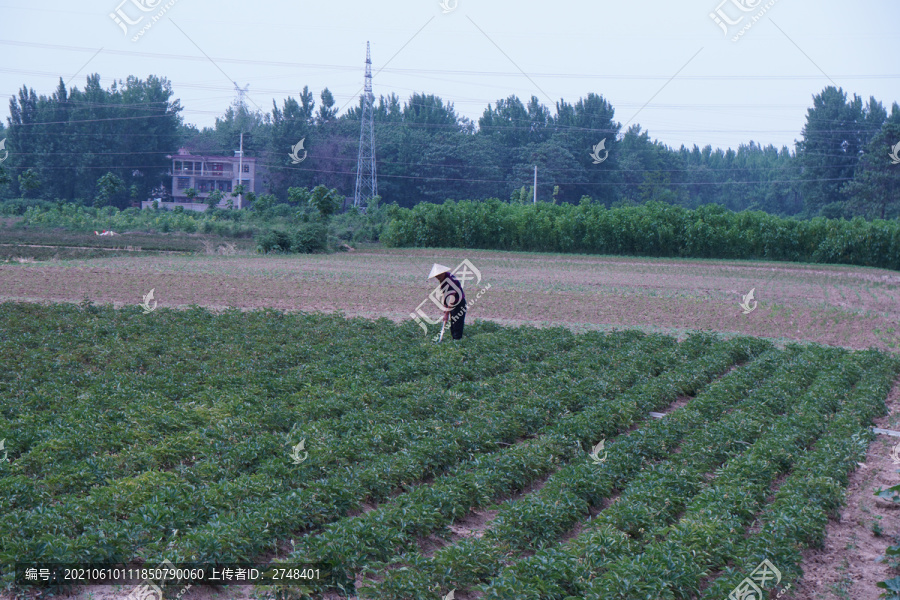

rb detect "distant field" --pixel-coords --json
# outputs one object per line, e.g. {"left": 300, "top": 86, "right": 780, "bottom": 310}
{"left": 0, "top": 244, "right": 897, "bottom": 351}
{"left": 0, "top": 222, "right": 257, "bottom": 260}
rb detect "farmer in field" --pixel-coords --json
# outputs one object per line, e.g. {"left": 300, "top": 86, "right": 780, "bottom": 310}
{"left": 429, "top": 263, "right": 467, "bottom": 340}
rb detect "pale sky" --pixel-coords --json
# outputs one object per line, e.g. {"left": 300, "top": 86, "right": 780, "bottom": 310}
{"left": 1, "top": 0, "right": 898, "bottom": 152}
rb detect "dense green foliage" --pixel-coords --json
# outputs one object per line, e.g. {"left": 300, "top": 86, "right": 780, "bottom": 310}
{"left": 382, "top": 199, "right": 900, "bottom": 271}
{"left": 0, "top": 302, "right": 897, "bottom": 598}
{"left": 255, "top": 223, "right": 328, "bottom": 254}
{"left": 4, "top": 76, "right": 180, "bottom": 205}
{"left": 3, "top": 75, "right": 898, "bottom": 219}
{"left": 798, "top": 88, "right": 900, "bottom": 219}
{"left": 0, "top": 188, "right": 391, "bottom": 253}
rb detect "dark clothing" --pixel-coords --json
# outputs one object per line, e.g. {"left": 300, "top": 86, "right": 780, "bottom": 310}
{"left": 441, "top": 273, "right": 466, "bottom": 339}
{"left": 440, "top": 273, "right": 466, "bottom": 309}
{"left": 449, "top": 298, "right": 467, "bottom": 340}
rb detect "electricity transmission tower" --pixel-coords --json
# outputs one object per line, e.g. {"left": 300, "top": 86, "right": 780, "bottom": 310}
{"left": 354, "top": 42, "right": 377, "bottom": 209}
{"left": 233, "top": 83, "right": 249, "bottom": 117}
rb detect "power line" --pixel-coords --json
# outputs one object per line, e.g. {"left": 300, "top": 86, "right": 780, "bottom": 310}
{"left": 1, "top": 40, "right": 898, "bottom": 82}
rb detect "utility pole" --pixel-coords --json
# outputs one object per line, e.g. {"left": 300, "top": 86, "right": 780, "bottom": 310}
{"left": 238, "top": 132, "right": 244, "bottom": 208}
{"left": 354, "top": 41, "right": 377, "bottom": 209}
{"left": 533, "top": 165, "right": 537, "bottom": 204}
{"left": 233, "top": 83, "right": 250, "bottom": 209}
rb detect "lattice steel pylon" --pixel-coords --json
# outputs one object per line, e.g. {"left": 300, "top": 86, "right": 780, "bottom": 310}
{"left": 353, "top": 41, "right": 377, "bottom": 209}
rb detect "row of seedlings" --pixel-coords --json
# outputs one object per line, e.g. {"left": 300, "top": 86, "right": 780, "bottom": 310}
{"left": 699, "top": 351, "right": 900, "bottom": 599}
{"left": 476, "top": 345, "right": 835, "bottom": 599}
{"left": 366, "top": 337, "right": 776, "bottom": 598}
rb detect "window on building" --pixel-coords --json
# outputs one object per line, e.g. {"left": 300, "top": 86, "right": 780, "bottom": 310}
{"left": 176, "top": 177, "right": 190, "bottom": 189}
{"left": 210, "top": 163, "right": 224, "bottom": 174}
{"left": 216, "top": 181, "right": 232, "bottom": 192}
{"left": 242, "top": 164, "right": 250, "bottom": 173}
{"left": 197, "top": 180, "right": 215, "bottom": 193}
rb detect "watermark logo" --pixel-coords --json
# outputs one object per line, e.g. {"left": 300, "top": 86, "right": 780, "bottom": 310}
{"left": 452, "top": 259, "right": 481, "bottom": 288}
{"left": 430, "top": 280, "right": 492, "bottom": 343}
{"left": 891, "top": 440, "right": 900, "bottom": 465}
{"left": 290, "top": 439, "right": 308, "bottom": 464}
{"left": 428, "top": 274, "right": 462, "bottom": 314}
{"left": 710, "top": 0, "right": 779, "bottom": 42}
{"left": 438, "top": 0, "right": 458, "bottom": 13}
{"left": 110, "top": 0, "right": 161, "bottom": 35}
{"left": 589, "top": 439, "right": 607, "bottom": 464}
{"left": 110, "top": 0, "right": 163, "bottom": 34}
{"left": 739, "top": 288, "right": 757, "bottom": 314}
{"left": 589, "top": 139, "right": 609, "bottom": 164}
{"left": 289, "top": 138, "right": 308, "bottom": 164}
{"left": 727, "top": 559, "right": 789, "bottom": 600}
{"left": 0, "top": 138, "right": 8, "bottom": 164}
{"left": 124, "top": 560, "right": 191, "bottom": 600}
{"left": 110, "top": 0, "right": 180, "bottom": 42}
{"left": 889, "top": 141, "right": 900, "bottom": 165}
{"left": 140, "top": 289, "right": 157, "bottom": 314}
{"left": 126, "top": 582, "right": 163, "bottom": 600}
{"left": 709, "top": 0, "right": 760, "bottom": 35}
{"left": 0, "top": 439, "right": 7, "bottom": 462}
{"left": 411, "top": 259, "right": 487, "bottom": 337}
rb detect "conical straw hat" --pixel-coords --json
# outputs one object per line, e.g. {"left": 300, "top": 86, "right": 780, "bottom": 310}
{"left": 428, "top": 263, "right": 451, "bottom": 279}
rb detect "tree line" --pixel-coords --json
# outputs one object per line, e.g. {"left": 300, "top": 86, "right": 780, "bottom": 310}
{"left": 1, "top": 75, "right": 898, "bottom": 220}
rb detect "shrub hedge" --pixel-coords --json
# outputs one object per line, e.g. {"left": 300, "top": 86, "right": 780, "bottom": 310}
{"left": 382, "top": 199, "right": 900, "bottom": 271}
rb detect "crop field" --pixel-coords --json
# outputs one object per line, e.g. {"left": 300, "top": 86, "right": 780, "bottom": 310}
{"left": 2, "top": 0, "right": 898, "bottom": 597}
{"left": 0, "top": 225, "right": 257, "bottom": 261}
{"left": 1, "top": 300, "right": 898, "bottom": 599}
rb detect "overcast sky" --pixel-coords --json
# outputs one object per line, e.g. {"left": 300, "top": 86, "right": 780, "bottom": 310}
{"left": 1, "top": 0, "right": 898, "bottom": 152}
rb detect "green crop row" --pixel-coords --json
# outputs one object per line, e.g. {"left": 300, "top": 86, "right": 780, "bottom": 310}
{"left": 280, "top": 336, "right": 760, "bottom": 595}
{"left": 366, "top": 338, "right": 776, "bottom": 598}
{"left": 152, "top": 334, "right": 687, "bottom": 565}
{"left": 3, "top": 323, "right": 641, "bottom": 492}
{"left": 159, "top": 329, "right": 663, "bottom": 497}
{"left": 248, "top": 334, "right": 729, "bottom": 589}
{"left": 477, "top": 345, "right": 837, "bottom": 599}
{"left": 1, "top": 302, "right": 896, "bottom": 599}
{"left": 577, "top": 353, "right": 864, "bottom": 599}
{"left": 699, "top": 351, "right": 900, "bottom": 600}
{"left": 0, "top": 318, "right": 648, "bottom": 488}
{"left": 0, "top": 307, "right": 651, "bottom": 582}
{"left": 0, "top": 330, "right": 674, "bottom": 568}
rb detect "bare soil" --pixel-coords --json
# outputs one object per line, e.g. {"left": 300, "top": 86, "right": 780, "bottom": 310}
{"left": 0, "top": 247, "right": 897, "bottom": 351}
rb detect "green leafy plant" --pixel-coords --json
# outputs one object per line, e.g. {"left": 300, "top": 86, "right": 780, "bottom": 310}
{"left": 1, "top": 302, "right": 896, "bottom": 600}
{"left": 878, "top": 576, "right": 900, "bottom": 600}
{"left": 381, "top": 199, "right": 900, "bottom": 271}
